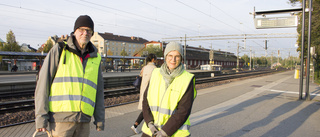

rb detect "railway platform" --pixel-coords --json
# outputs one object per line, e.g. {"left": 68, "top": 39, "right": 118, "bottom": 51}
{"left": 1, "top": 70, "right": 320, "bottom": 137}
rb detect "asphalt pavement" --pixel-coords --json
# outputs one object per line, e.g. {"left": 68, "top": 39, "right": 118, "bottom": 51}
{"left": 102, "top": 70, "right": 320, "bottom": 137}
{"left": 1, "top": 70, "right": 320, "bottom": 137}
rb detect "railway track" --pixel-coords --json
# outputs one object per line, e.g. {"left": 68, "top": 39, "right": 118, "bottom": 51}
{"left": 0, "top": 69, "right": 285, "bottom": 128}
{"left": 0, "top": 69, "right": 280, "bottom": 114}
{"left": 0, "top": 87, "right": 138, "bottom": 114}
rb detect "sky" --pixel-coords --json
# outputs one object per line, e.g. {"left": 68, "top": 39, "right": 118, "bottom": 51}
{"left": 0, "top": 0, "right": 301, "bottom": 58}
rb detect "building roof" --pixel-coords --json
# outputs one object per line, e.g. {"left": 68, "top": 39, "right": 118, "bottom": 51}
{"left": 185, "top": 46, "right": 242, "bottom": 62}
{"left": 0, "top": 51, "right": 47, "bottom": 57}
{"left": 0, "top": 38, "right": 5, "bottom": 43}
{"left": 98, "top": 32, "right": 149, "bottom": 44}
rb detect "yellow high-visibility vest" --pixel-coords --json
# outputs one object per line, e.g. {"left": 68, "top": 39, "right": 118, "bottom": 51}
{"left": 49, "top": 47, "right": 101, "bottom": 116}
{"left": 141, "top": 68, "right": 197, "bottom": 137}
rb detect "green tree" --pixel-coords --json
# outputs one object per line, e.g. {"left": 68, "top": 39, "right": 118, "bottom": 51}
{"left": 0, "top": 41, "right": 3, "bottom": 49}
{"left": 106, "top": 49, "right": 113, "bottom": 64}
{"left": 289, "top": 0, "right": 320, "bottom": 82}
{"left": 120, "top": 48, "right": 128, "bottom": 64}
{"left": 7, "top": 30, "right": 16, "bottom": 44}
{"left": 43, "top": 40, "right": 53, "bottom": 53}
{"left": 259, "top": 56, "right": 268, "bottom": 67}
{"left": 241, "top": 54, "right": 250, "bottom": 67}
{"left": 142, "top": 45, "right": 163, "bottom": 57}
{"left": 2, "top": 30, "right": 21, "bottom": 52}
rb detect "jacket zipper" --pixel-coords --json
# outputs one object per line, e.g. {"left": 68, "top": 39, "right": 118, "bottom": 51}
{"left": 157, "top": 80, "right": 169, "bottom": 127}
{"left": 80, "top": 56, "right": 85, "bottom": 119}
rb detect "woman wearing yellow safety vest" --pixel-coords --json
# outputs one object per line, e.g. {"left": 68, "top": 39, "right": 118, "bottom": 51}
{"left": 141, "top": 42, "right": 197, "bottom": 137}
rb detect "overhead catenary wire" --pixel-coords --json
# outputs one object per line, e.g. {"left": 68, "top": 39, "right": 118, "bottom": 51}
{"left": 0, "top": 1, "right": 182, "bottom": 44}
{"left": 79, "top": 0, "right": 201, "bottom": 35}
{"left": 176, "top": 0, "right": 243, "bottom": 33}
{"left": 0, "top": 0, "right": 299, "bottom": 58}
{"left": 136, "top": 0, "right": 226, "bottom": 35}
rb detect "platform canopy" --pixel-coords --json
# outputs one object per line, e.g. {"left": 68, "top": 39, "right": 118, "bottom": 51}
{"left": 0, "top": 51, "right": 47, "bottom": 57}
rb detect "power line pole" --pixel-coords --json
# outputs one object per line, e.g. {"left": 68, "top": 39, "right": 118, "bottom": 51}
{"left": 265, "top": 40, "right": 268, "bottom": 68}
{"left": 277, "top": 49, "right": 280, "bottom": 66}
{"left": 271, "top": 52, "right": 273, "bottom": 69}
{"left": 299, "top": 0, "right": 306, "bottom": 100}
{"left": 237, "top": 43, "right": 239, "bottom": 71}
{"left": 253, "top": 53, "right": 255, "bottom": 70}
{"left": 250, "top": 47, "right": 252, "bottom": 71}
{"left": 305, "top": 0, "right": 313, "bottom": 101}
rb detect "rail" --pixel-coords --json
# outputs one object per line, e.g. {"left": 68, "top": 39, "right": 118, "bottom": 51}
{"left": 0, "top": 69, "right": 281, "bottom": 114}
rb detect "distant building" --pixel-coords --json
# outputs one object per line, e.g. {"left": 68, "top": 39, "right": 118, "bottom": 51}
{"left": 160, "top": 44, "right": 244, "bottom": 69}
{"left": 0, "top": 38, "right": 4, "bottom": 43}
{"left": 48, "top": 35, "right": 69, "bottom": 45}
{"left": 20, "top": 43, "right": 37, "bottom": 52}
{"left": 91, "top": 32, "right": 149, "bottom": 57}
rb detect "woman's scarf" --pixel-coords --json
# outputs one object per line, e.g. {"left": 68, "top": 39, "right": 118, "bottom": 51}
{"left": 160, "top": 62, "right": 184, "bottom": 89}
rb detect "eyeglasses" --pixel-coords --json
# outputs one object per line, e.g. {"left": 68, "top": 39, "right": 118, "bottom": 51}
{"left": 78, "top": 28, "right": 93, "bottom": 34}
{"left": 167, "top": 55, "right": 181, "bottom": 60}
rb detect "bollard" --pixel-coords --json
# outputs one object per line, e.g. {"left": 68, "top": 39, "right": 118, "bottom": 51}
{"left": 294, "top": 69, "right": 299, "bottom": 79}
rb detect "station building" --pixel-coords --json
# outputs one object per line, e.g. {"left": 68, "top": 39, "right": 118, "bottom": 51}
{"left": 134, "top": 41, "right": 244, "bottom": 69}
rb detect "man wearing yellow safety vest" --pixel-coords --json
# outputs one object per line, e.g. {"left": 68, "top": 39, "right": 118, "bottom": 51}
{"left": 35, "top": 15, "right": 105, "bottom": 137}
{"left": 142, "top": 42, "right": 197, "bottom": 137}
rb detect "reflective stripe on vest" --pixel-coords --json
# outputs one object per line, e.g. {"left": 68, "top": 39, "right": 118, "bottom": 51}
{"left": 49, "top": 48, "right": 101, "bottom": 116}
{"left": 141, "top": 68, "right": 197, "bottom": 137}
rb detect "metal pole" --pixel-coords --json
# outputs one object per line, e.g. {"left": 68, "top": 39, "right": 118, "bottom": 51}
{"left": 270, "top": 52, "right": 273, "bottom": 69}
{"left": 305, "top": 0, "right": 312, "bottom": 101}
{"left": 250, "top": 48, "right": 252, "bottom": 71}
{"left": 277, "top": 49, "right": 280, "bottom": 66}
{"left": 299, "top": 0, "right": 306, "bottom": 100}
{"left": 253, "top": 53, "right": 255, "bottom": 70}
{"left": 237, "top": 43, "right": 239, "bottom": 71}
{"left": 265, "top": 49, "right": 267, "bottom": 68}
{"left": 289, "top": 52, "right": 292, "bottom": 70}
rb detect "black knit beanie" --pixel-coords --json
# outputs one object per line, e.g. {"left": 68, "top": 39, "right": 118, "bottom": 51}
{"left": 74, "top": 15, "right": 94, "bottom": 34}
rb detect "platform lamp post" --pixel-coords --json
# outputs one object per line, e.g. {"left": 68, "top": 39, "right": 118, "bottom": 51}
{"left": 122, "top": 42, "right": 126, "bottom": 64}
{"left": 209, "top": 45, "right": 214, "bottom": 65}
{"left": 249, "top": 47, "right": 252, "bottom": 71}
{"left": 237, "top": 43, "right": 239, "bottom": 71}
{"left": 104, "top": 40, "right": 109, "bottom": 65}
{"left": 227, "top": 41, "right": 239, "bottom": 71}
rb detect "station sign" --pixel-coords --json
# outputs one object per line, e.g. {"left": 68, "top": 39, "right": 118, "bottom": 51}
{"left": 255, "top": 16, "right": 298, "bottom": 29}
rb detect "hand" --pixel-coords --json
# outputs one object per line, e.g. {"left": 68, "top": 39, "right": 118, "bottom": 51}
{"left": 154, "top": 130, "right": 168, "bottom": 137}
{"left": 96, "top": 126, "right": 103, "bottom": 131}
{"left": 36, "top": 128, "right": 47, "bottom": 132}
{"left": 148, "top": 122, "right": 159, "bottom": 135}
